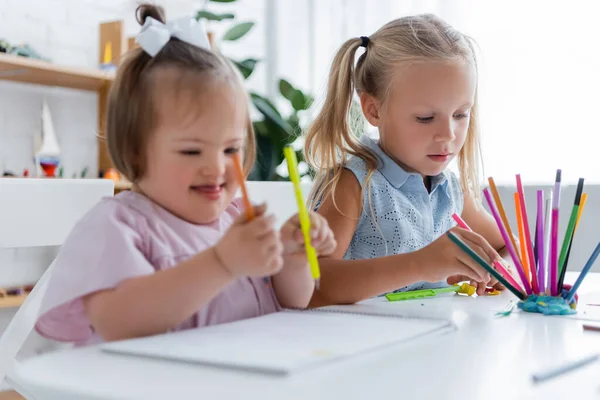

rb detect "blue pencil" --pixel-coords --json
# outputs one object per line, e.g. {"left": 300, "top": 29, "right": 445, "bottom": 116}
{"left": 532, "top": 354, "right": 599, "bottom": 383}
{"left": 565, "top": 241, "right": 600, "bottom": 303}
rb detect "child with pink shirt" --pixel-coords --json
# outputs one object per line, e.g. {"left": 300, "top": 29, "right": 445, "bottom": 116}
{"left": 35, "top": 4, "right": 336, "bottom": 346}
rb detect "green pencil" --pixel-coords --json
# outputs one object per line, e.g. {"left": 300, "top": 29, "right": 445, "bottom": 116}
{"left": 558, "top": 178, "right": 584, "bottom": 291}
{"left": 447, "top": 232, "right": 526, "bottom": 300}
{"left": 385, "top": 285, "right": 461, "bottom": 302}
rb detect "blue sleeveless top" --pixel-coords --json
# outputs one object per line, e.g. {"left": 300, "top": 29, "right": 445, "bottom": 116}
{"left": 343, "top": 135, "right": 464, "bottom": 293}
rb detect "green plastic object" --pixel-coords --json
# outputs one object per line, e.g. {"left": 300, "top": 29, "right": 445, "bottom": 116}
{"left": 385, "top": 285, "right": 460, "bottom": 302}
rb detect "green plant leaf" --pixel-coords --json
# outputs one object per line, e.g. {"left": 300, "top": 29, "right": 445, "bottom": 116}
{"left": 290, "top": 89, "right": 307, "bottom": 111}
{"left": 249, "top": 132, "right": 279, "bottom": 181}
{"left": 195, "top": 11, "right": 235, "bottom": 21}
{"left": 279, "top": 79, "right": 313, "bottom": 111}
{"left": 279, "top": 79, "right": 295, "bottom": 101}
{"left": 253, "top": 120, "right": 269, "bottom": 137}
{"left": 251, "top": 97, "right": 293, "bottom": 136}
{"left": 210, "top": 0, "right": 237, "bottom": 2}
{"left": 251, "top": 92, "right": 282, "bottom": 117}
{"left": 287, "top": 113, "right": 300, "bottom": 134}
{"left": 231, "top": 58, "right": 259, "bottom": 79}
{"left": 223, "top": 22, "right": 254, "bottom": 41}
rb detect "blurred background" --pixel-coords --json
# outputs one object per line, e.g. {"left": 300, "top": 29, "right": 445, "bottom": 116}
{"left": 2, "top": 0, "right": 600, "bottom": 185}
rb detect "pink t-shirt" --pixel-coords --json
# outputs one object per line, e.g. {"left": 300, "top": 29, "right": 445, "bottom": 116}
{"left": 35, "top": 191, "right": 281, "bottom": 346}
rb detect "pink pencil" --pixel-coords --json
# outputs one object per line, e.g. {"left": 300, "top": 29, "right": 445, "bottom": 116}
{"left": 452, "top": 213, "right": 525, "bottom": 295}
{"left": 516, "top": 174, "right": 538, "bottom": 294}
{"left": 484, "top": 189, "right": 533, "bottom": 295}
{"left": 550, "top": 170, "right": 562, "bottom": 296}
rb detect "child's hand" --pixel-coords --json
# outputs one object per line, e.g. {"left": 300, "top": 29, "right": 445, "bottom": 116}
{"left": 416, "top": 227, "right": 501, "bottom": 291}
{"left": 214, "top": 204, "right": 283, "bottom": 278}
{"left": 280, "top": 211, "right": 337, "bottom": 267}
{"left": 448, "top": 259, "right": 510, "bottom": 295}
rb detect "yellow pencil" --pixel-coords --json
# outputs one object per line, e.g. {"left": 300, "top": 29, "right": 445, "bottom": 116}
{"left": 283, "top": 146, "right": 321, "bottom": 288}
{"left": 574, "top": 193, "right": 587, "bottom": 234}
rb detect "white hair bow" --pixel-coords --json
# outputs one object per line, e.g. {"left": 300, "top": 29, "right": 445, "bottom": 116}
{"left": 136, "top": 16, "right": 211, "bottom": 57}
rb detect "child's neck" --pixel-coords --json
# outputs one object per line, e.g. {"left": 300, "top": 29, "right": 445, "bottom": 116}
{"left": 424, "top": 175, "right": 432, "bottom": 193}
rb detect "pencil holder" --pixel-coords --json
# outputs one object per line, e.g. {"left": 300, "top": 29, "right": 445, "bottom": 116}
{"left": 483, "top": 171, "right": 599, "bottom": 316}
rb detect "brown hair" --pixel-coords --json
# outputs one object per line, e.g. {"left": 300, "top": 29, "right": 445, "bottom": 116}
{"left": 305, "top": 14, "right": 482, "bottom": 211}
{"left": 106, "top": 3, "right": 255, "bottom": 183}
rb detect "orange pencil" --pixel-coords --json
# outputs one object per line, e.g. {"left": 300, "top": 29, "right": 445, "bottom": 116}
{"left": 515, "top": 193, "right": 531, "bottom": 282}
{"left": 232, "top": 152, "right": 254, "bottom": 220}
{"left": 488, "top": 177, "right": 520, "bottom": 263}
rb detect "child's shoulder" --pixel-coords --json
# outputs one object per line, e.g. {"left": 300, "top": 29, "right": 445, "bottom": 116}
{"left": 74, "top": 190, "right": 152, "bottom": 232}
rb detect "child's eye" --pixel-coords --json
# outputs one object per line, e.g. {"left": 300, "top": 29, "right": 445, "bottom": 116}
{"left": 180, "top": 150, "right": 201, "bottom": 156}
{"left": 416, "top": 116, "right": 434, "bottom": 123}
{"left": 225, "top": 147, "right": 241, "bottom": 155}
{"left": 453, "top": 112, "right": 470, "bottom": 119}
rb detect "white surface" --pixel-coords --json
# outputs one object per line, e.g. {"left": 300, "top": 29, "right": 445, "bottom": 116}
{"left": 13, "top": 272, "right": 600, "bottom": 400}
{"left": 245, "top": 181, "right": 313, "bottom": 228}
{"left": 0, "top": 179, "right": 113, "bottom": 395}
{"left": 102, "top": 310, "right": 452, "bottom": 375}
{"left": 0, "top": 178, "right": 114, "bottom": 249}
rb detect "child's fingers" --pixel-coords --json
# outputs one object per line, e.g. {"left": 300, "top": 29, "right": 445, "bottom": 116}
{"left": 249, "top": 214, "right": 277, "bottom": 236}
{"left": 252, "top": 203, "right": 268, "bottom": 217}
{"left": 319, "top": 238, "right": 337, "bottom": 256}
{"left": 233, "top": 203, "right": 267, "bottom": 224}
{"left": 454, "top": 228, "right": 502, "bottom": 264}
{"left": 446, "top": 275, "right": 471, "bottom": 285}
{"left": 259, "top": 229, "right": 280, "bottom": 249}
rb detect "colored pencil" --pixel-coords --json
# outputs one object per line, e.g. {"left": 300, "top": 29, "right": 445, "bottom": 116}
{"left": 452, "top": 214, "right": 525, "bottom": 295}
{"left": 283, "top": 146, "right": 321, "bottom": 287}
{"left": 515, "top": 193, "right": 531, "bottom": 283}
{"left": 536, "top": 190, "right": 545, "bottom": 294}
{"left": 565, "top": 241, "right": 600, "bottom": 303}
{"left": 232, "top": 152, "right": 254, "bottom": 221}
{"left": 516, "top": 174, "right": 538, "bottom": 293}
{"left": 447, "top": 232, "right": 526, "bottom": 300}
{"left": 488, "top": 177, "right": 521, "bottom": 264}
{"left": 575, "top": 193, "right": 588, "bottom": 234}
{"left": 483, "top": 189, "right": 532, "bottom": 295}
{"left": 544, "top": 192, "right": 553, "bottom": 294}
{"left": 558, "top": 178, "right": 584, "bottom": 292}
{"left": 550, "top": 170, "right": 562, "bottom": 296}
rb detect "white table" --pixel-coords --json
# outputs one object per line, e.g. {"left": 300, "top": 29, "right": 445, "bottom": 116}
{"left": 14, "top": 273, "right": 600, "bottom": 400}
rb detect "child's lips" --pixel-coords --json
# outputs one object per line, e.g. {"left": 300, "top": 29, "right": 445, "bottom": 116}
{"left": 428, "top": 154, "right": 451, "bottom": 162}
{"left": 191, "top": 184, "right": 225, "bottom": 199}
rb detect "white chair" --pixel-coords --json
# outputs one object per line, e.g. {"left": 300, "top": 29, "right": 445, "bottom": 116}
{"left": 0, "top": 178, "right": 114, "bottom": 399}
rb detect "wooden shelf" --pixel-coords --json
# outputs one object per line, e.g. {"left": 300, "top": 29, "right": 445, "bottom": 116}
{"left": 0, "top": 295, "right": 27, "bottom": 309}
{"left": 0, "top": 53, "right": 114, "bottom": 91}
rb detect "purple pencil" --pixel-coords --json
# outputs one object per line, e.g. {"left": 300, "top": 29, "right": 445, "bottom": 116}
{"left": 536, "top": 190, "right": 545, "bottom": 294}
{"left": 484, "top": 188, "right": 533, "bottom": 295}
{"left": 550, "top": 170, "right": 562, "bottom": 296}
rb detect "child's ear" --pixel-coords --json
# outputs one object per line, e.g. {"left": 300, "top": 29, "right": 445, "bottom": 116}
{"left": 359, "top": 92, "right": 381, "bottom": 127}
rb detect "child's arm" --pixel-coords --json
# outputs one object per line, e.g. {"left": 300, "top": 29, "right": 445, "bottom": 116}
{"left": 83, "top": 248, "right": 234, "bottom": 341}
{"left": 84, "top": 206, "right": 282, "bottom": 342}
{"left": 309, "top": 170, "right": 497, "bottom": 306}
{"left": 272, "top": 213, "right": 337, "bottom": 309}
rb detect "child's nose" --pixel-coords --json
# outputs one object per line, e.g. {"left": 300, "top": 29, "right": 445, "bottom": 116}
{"left": 435, "top": 120, "right": 456, "bottom": 141}
{"left": 201, "top": 154, "right": 226, "bottom": 177}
